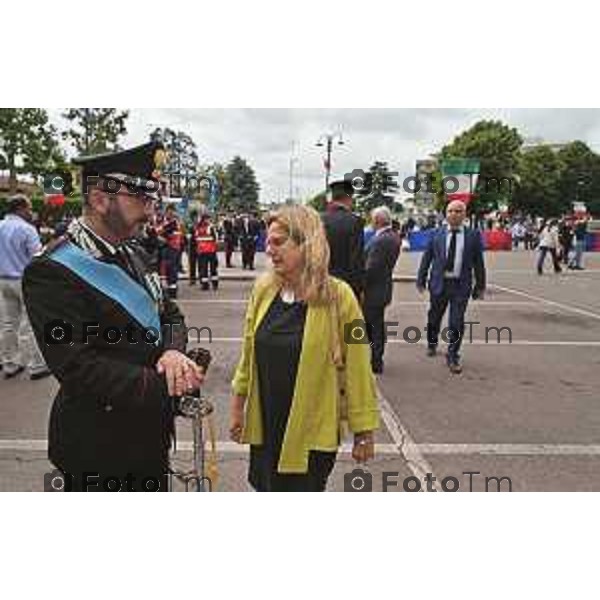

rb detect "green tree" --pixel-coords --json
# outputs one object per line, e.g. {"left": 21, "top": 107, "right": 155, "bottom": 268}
{"left": 425, "top": 169, "right": 447, "bottom": 212}
{"left": 223, "top": 156, "right": 260, "bottom": 212}
{"left": 0, "top": 108, "right": 61, "bottom": 194}
{"left": 392, "top": 201, "right": 404, "bottom": 215}
{"left": 512, "top": 146, "right": 563, "bottom": 217}
{"left": 355, "top": 160, "right": 399, "bottom": 213}
{"left": 197, "top": 162, "right": 227, "bottom": 208}
{"left": 440, "top": 120, "right": 523, "bottom": 215}
{"left": 308, "top": 191, "right": 327, "bottom": 213}
{"left": 151, "top": 127, "right": 198, "bottom": 197}
{"left": 556, "top": 141, "right": 600, "bottom": 216}
{"left": 62, "top": 108, "right": 129, "bottom": 155}
{"left": 587, "top": 154, "right": 600, "bottom": 216}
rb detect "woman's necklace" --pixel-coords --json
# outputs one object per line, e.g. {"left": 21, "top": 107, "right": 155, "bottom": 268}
{"left": 280, "top": 287, "right": 296, "bottom": 304}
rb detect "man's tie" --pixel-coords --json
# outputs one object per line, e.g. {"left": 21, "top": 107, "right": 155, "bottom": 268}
{"left": 446, "top": 230, "right": 458, "bottom": 273}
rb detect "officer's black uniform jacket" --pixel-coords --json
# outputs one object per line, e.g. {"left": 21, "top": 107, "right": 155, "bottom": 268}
{"left": 22, "top": 221, "right": 187, "bottom": 476}
{"left": 222, "top": 218, "right": 238, "bottom": 245}
{"left": 235, "top": 217, "right": 260, "bottom": 244}
{"left": 322, "top": 205, "right": 366, "bottom": 298}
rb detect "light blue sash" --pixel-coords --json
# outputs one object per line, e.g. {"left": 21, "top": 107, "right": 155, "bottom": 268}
{"left": 49, "top": 241, "right": 162, "bottom": 344}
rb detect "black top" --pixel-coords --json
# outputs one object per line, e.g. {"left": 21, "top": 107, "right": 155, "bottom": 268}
{"left": 249, "top": 294, "right": 337, "bottom": 491}
{"left": 255, "top": 294, "right": 307, "bottom": 460}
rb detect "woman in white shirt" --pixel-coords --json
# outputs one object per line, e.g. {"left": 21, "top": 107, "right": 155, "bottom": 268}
{"left": 537, "top": 220, "right": 562, "bottom": 275}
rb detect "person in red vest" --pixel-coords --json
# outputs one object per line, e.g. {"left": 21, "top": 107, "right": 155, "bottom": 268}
{"left": 158, "top": 204, "right": 185, "bottom": 298}
{"left": 194, "top": 214, "right": 219, "bottom": 291}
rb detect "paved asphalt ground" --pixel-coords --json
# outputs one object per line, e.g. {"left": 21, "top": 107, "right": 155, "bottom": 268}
{"left": 1, "top": 249, "right": 599, "bottom": 492}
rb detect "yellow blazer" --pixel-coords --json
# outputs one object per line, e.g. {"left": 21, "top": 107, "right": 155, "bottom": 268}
{"left": 232, "top": 275, "right": 380, "bottom": 474}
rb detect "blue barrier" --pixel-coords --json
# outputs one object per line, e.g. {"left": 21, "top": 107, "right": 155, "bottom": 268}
{"left": 585, "top": 233, "right": 598, "bottom": 252}
{"left": 256, "top": 230, "right": 266, "bottom": 252}
{"left": 407, "top": 230, "right": 435, "bottom": 252}
{"left": 406, "top": 230, "right": 600, "bottom": 252}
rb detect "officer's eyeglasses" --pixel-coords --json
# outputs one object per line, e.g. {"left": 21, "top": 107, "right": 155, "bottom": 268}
{"left": 112, "top": 188, "right": 156, "bottom": 205}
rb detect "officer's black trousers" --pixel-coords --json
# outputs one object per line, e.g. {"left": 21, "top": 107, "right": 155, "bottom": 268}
{"left": 164, "top": 247, "right": 180, "bottom": 288}
{"left": 364, "top": 304, "right": 386, "bottom": 370}
{"left": 241, "top": 242, "right": 256, "bottom": 269}
{"left": 188, "top": 244, "right": 198, "bottom": 284}
{"left": 198, "top": 253, "right": 219, "bottom": 289}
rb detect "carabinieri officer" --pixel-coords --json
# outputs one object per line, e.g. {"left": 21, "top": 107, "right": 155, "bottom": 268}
{"left": 23, "top": 141, "right": 205, "bottom": 491}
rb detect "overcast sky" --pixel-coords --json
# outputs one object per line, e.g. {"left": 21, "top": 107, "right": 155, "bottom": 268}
{"left": 48, "top": 108, "right": 600, "bottom": 202}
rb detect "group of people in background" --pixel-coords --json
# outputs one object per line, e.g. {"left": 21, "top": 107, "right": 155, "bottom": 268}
{"left": 501, "top": 215, "right": 589, "bottom": 272}
{"left": 535, "top": 216, "right": 589, "bottom": 274}
{"left": 8, "top": 204, "right": 271, "bottom": 302}
{"left": 141, "top": 208, "right": 267, "bottom": 299}
{"left": 9, "top": 202, "right": 590, "bottom": 303}
{"left": 400, "top": 213, "right": 591, "bottom": 275}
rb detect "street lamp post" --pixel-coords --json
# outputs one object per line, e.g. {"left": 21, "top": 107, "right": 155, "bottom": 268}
{"left": 316, "top": 132, "right": 344, "bottom": 193}
{"left": 289, "top": 157, "right": 297, "bottom": 203}
{"left": 289, "top": 141, "right": 298, "bottom": 203}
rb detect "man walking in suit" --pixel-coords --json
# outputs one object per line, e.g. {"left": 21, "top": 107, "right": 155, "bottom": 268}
{"left": 237, "top": 213, "right": 259, "bottom": 270}
{"left": 417, "top": 200, "right": 486, "bottom": 374}
{"left": 222, "top": 213, "right": 238, "bottom": 268}
{"left": 363, "top": 206, "right": 401, "bottom": 375}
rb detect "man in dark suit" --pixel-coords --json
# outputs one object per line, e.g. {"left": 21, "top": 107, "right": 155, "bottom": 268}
{"left": 417, "top": 200, "right": 486, "bottom": 374}
{"left": 222, "top": 212, "right": 238, "bottom": 268}
{"left": 322, "top": 181, "right": 365, "bottom": 300}
{"left": 363, "top": 206, "right": 401, "bottom": 374}
{"left": 23, "top": 142, "right": 206, "bottom": 491}
{"left": 236, "top": 212, "right": 260, "bottom": 270}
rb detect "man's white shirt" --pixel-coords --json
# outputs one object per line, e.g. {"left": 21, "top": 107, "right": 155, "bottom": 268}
{"left": 445, "top": 226, "right": 465, "bottom": 279}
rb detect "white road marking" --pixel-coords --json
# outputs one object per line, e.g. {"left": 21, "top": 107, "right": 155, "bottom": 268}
{"left": 173, "top": 441, "right": 401, "bottom": 455}
{"left": 418, "top": 444, "right": 600, "bottom": 456}
{"left": 0, "top": 439, "right": 400, "bottom": 455}
{"left": 383, "top": 340, "right": 600, "bottom": 346}
{"left": 487, "top": 269, "right": 600, "bottom": 275}
{"left": 460, "top": 301, "right": 539, "bottom": 306}
{"left": 476, "top": 341, "right": 600, "bottom": 346}
{"left": 202, "top": 337, "right": 600, "bottom": 347}
{"left": 193, "top": 337, "right": 243, "bottom": 343}
{"left": 178, "top": 300, "right": 248, "bottom": 304}
{"left": 376, "top": 385, "right": 441, "bottom": 492}
{"left": 491, "top": 283, "right": 600, "bottom": 322}
{"left": 5, "top": 440, "right": 600, "bottom": 457}
{"left": 180, "top": 299, "right": 539, "bottom": 307}
{"left": 0, "top": 440, "right": 47, "bottom": 451}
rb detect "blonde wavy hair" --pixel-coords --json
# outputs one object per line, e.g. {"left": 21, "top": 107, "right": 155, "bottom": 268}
{"left": 265, "top": 204, "right": 335, "bottom": 305}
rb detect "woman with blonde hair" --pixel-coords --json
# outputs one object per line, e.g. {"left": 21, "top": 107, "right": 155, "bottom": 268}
{"left": 230, "top": 204, "right": 379, "bottom": 492}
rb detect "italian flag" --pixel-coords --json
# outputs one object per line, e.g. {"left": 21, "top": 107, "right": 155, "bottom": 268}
{"left": 440, "top": 158, "right": 480, "bottom": 205}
